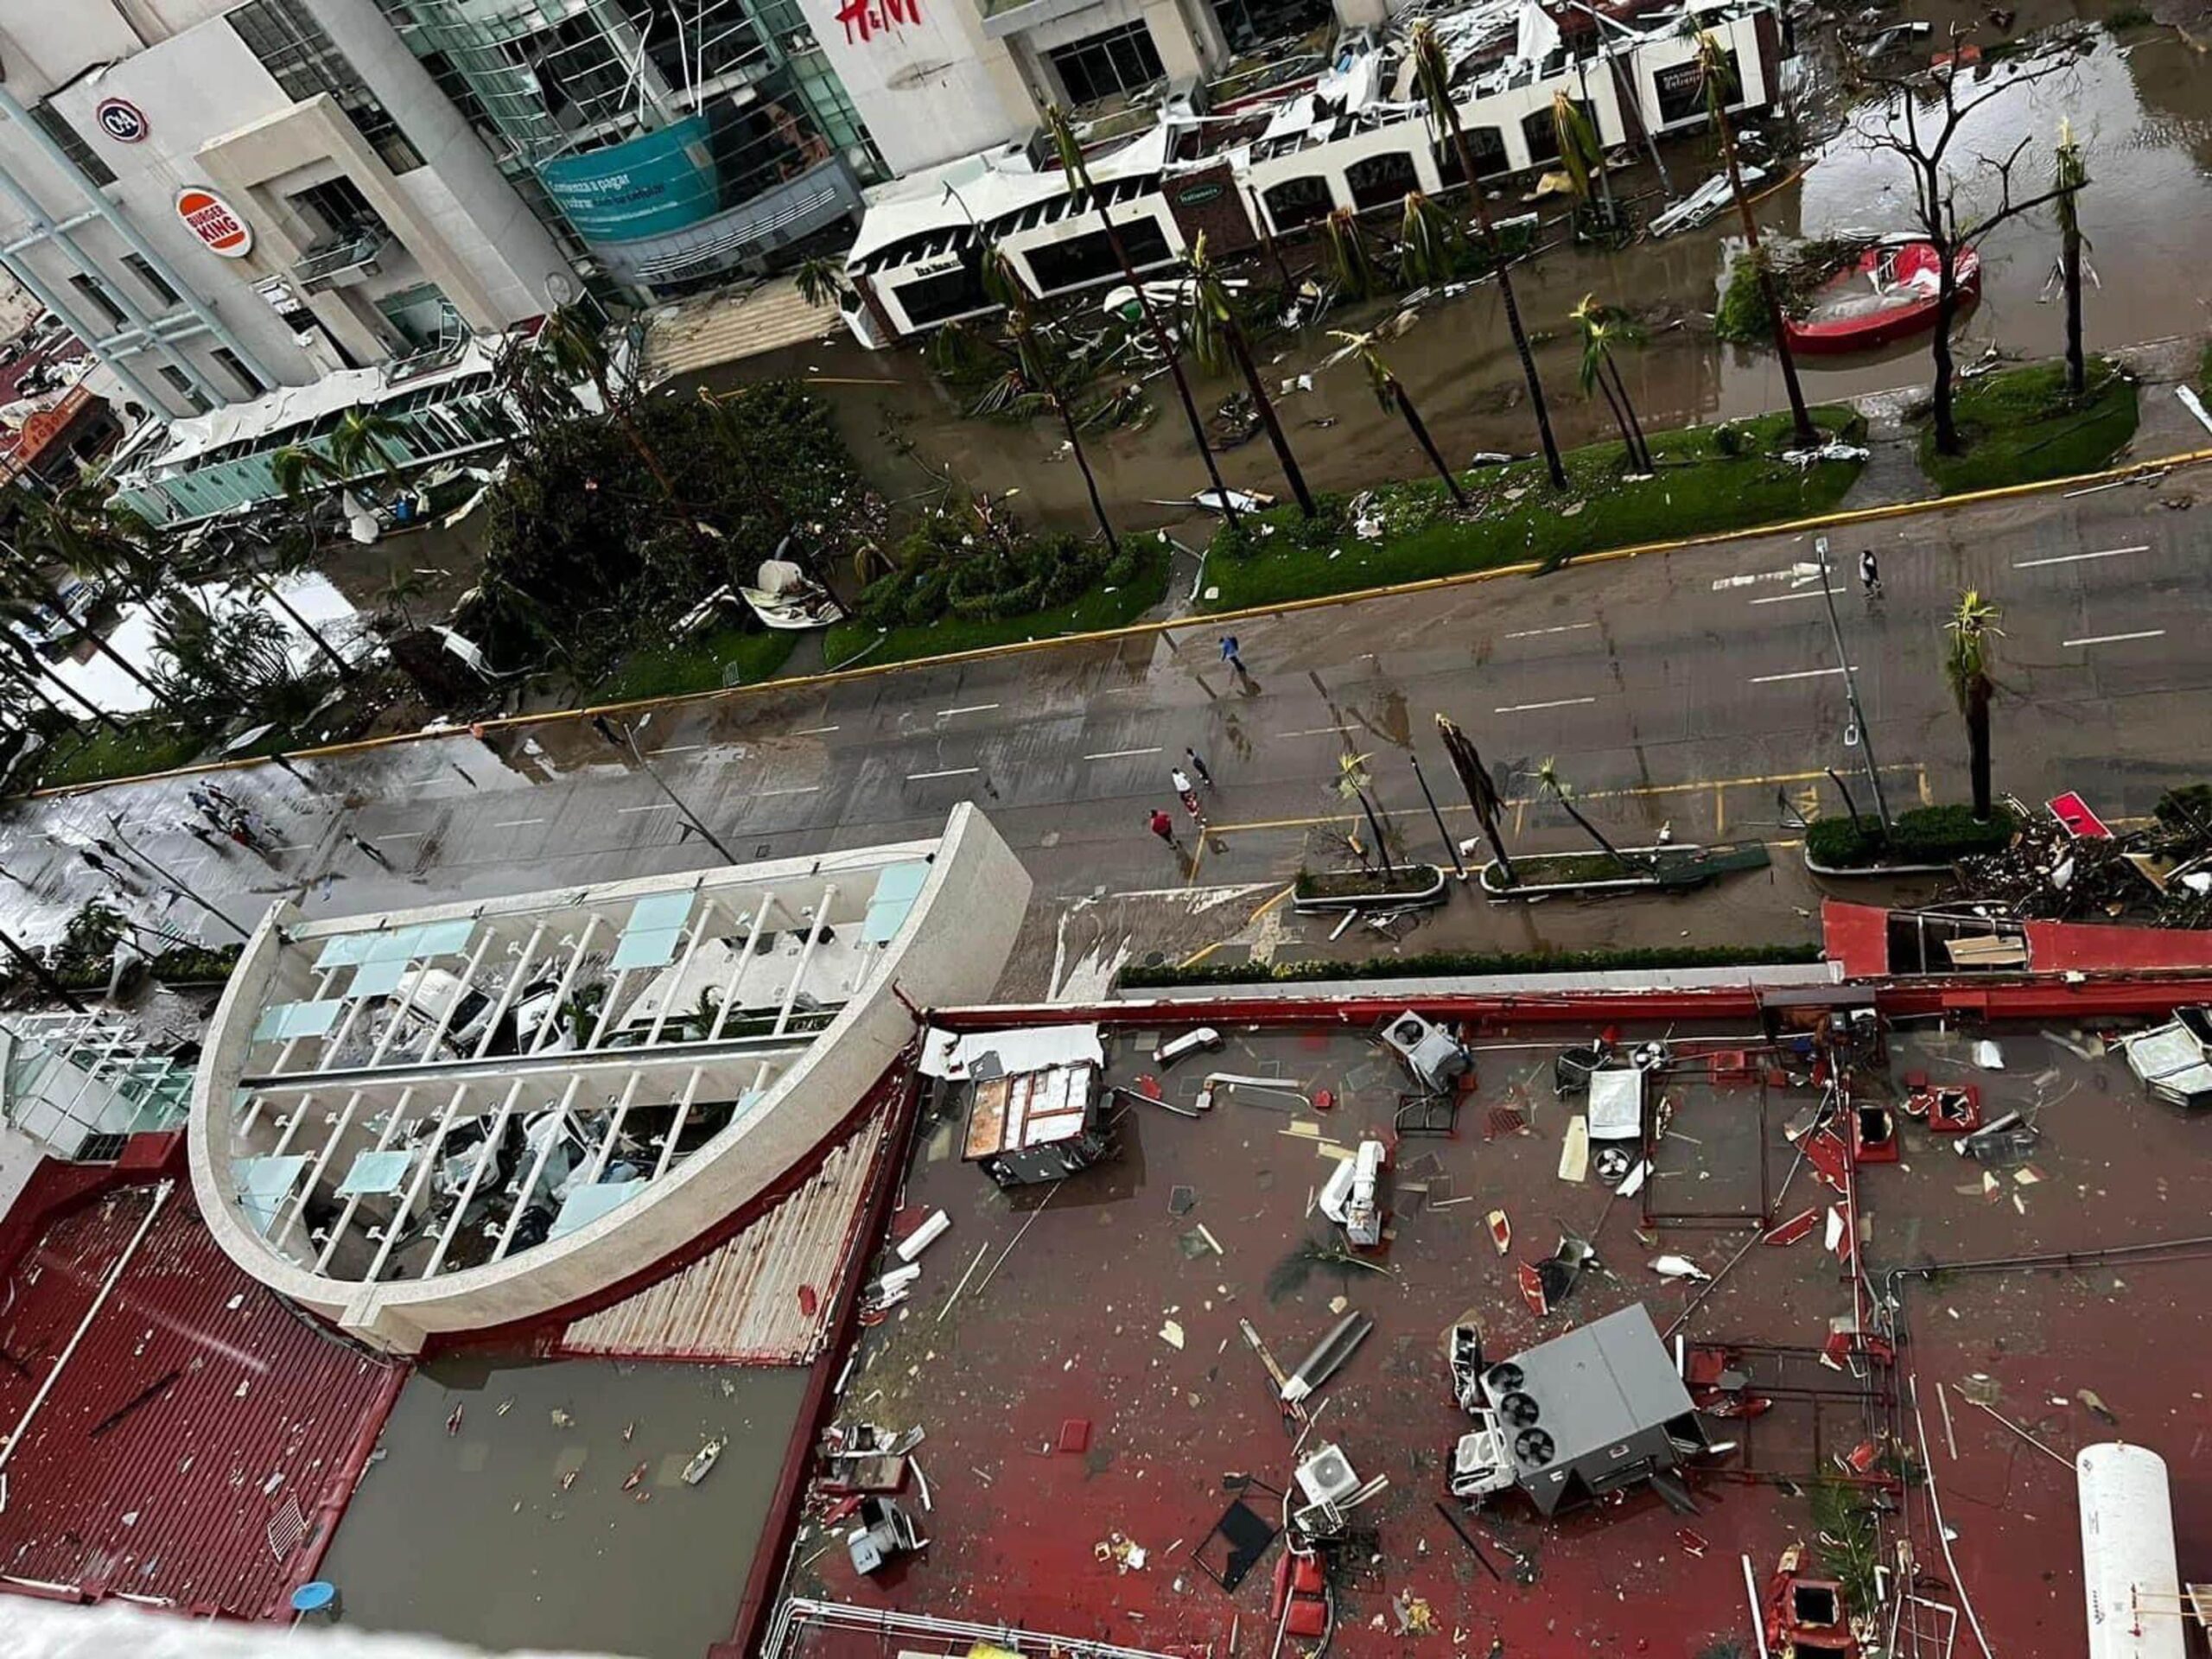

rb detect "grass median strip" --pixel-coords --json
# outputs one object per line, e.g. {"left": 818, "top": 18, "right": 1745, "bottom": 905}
{"left": 592, "top": 626, "right": 799, "bottom": 703}
{"left": 1918, "top": 358, "right": 2139, "bottom": 495}
{"left": 1198, "top": 407, "right": 1868, "bottom": 613}
{"left": 822, "top": 541, "right": 1171, "bottom": 671}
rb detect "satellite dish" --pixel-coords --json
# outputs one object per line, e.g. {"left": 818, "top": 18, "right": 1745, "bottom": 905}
{"left": 546, "top": 270, "right": 578, "bottom": 307}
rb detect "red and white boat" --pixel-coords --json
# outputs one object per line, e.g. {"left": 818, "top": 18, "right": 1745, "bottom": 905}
{"left": 1783, "top": 236, "right": 1980, "bottom": 355}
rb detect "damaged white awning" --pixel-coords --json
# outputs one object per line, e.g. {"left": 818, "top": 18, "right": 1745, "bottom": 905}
{"left": 921, "top": 1023, "right": 1103, "bottom": 1080}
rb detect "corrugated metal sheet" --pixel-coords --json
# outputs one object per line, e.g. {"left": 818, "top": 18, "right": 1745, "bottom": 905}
{"left": 560, "top": 1112, "right": 887, "bottom": 1364}
{"left": 0, "top": 1184, "right": 404, "bottom": 1618}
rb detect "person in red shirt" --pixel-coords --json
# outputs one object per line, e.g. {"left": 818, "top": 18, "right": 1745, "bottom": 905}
{"left": 1148, "top": 808, "right": 1178, "bottom": 849}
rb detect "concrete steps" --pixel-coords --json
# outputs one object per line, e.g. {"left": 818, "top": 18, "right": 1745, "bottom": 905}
{"left": 644, "top": 276, "right": 841, "bottom": 382}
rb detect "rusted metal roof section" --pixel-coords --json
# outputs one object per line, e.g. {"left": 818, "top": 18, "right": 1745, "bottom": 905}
{"left": 0, "top": 1184, "right": 403, "bottom": 1618}
{"left": 560, "top": 1110, "right": 888, "bottom": 1364}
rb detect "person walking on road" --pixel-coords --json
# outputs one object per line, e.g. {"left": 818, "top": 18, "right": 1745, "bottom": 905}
{"left": 1148, "top": 808, "right": 1179, "bottom": 850}
{"left": 1185, "top": 747, "right": 1213, "bottom": 789}
{"left": 346, "top": 830, "right": 393, "bottom": 870}
{"left": 1219, "top": 635, "right": 1246, "bottom": 675}
{"left": 1171, "top": 766, "right": 1205, "bottom": 827}
{"left": 1859, "top": 548, "right": 1882, "bottom": 600}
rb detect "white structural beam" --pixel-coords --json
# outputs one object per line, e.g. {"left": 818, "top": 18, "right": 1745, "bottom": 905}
{"left": 582, "top": 1072, "right": 643, "bottom": 1185}
{"left": 645, "top": 899, "right": 720, "bottom": 1046}
{"left": 316, "top": 1084, "right": 416, "bottom": 1274}
{"left": 273, "top": 1087, "right": 365, "bottom": 1254}
{"left": 423, "top": 1078, "right": 525, "bottom": 1279}
{"left": 494, "top": 1075, "right": 582, "bottom": 1262}
{"left": 364, "top": 1081, "right": 472, "bottom": 1284}
{"left": 774, "top": 887, "right": 837, "bottom": 1038}
{"left": 708, "top": 890, "right": 778, "bottom": 1041}
{"left": 472, "top": 924, "right": 547, "bottom": 1060}
{"left": 650, "top": 1066, "right": 704, "bottom": 1182}
{"left": 531, "top": 918, "right": 602, "bottom": 1055}
{"left": 415, "top": 928, "right": 495, "bottom": 1063}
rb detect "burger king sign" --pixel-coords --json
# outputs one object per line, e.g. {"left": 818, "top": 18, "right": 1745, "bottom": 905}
{"left": 175, "top": 186, "right": 252, "bottom": 259}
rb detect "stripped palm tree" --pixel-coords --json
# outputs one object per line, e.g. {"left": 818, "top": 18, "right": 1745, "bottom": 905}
{"left": 1536, "top": 756, "right": 1642, "bottom": 868}
{"left": 1334, "top": 750, "right": 1396, "bottom": 875}
{"left": 1570, "top": 296, "right": 1652, "bottom": 474}
{"left": 1044, "top": 105, "right": 1241, "bottom": 530}
{"left": 1694, "top": 26, "right": 1815, "bottom": 448}
{"left": 537, "top": 302, "right": 678, "bottom": 501}
{"left": 1319, "top": 207, "right": 1381, "bottom": 301}
{"left": 1185, "top": 233, "right": 1315, "bottom": 518}
{"left": 983, "top": 247, "right": 1118, "bottom": 555}
{"left": 2053, "top": 120, "right": 2090, "bottom": 397}
{"left": 1412, "top": 19, "right": 1567, "bottom": 490}
{"left": 1396, "top": 190, "right": 1459, "bottom": 287}
{"left": 1550, "top": 92, "right": 1615, "bottom": 233}
{"left": 1327, "top": 322, "right": 1466, "bottom": 505}
{"left": 1943, "top": 590, "right": 2002, "bottom": 822}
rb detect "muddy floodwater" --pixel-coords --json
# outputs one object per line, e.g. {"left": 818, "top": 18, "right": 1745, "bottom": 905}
{"left": 698, "top": 16, "right": 2212, "bottom": 537}
{"left": 320, "top": 1355, "right": 807, "bottom": 1659}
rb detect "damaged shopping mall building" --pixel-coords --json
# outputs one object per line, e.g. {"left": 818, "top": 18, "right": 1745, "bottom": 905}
{"left": 2, "top": 804, "right": 2211, "bottom": 1659}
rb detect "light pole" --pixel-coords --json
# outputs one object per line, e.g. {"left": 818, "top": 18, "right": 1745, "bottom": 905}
{"left": 590, "top": 714, "right": 739, "bottom": 863}
{"left": 1814, "top": 536, "right": 1892, "bottom": 837}
{"left": 0, "top": 922, "right": 88, "bottom": 1013}
{"left": 1408, "top": 753, "right": 1465, "bottom": 880}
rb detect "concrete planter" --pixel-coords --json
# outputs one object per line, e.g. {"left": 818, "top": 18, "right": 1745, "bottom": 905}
{"left": 1291, "top": 863, "right": 1450, "bottom": 914}
{"left": 1478, "top": 843, "right": 1694, "bottom": 899}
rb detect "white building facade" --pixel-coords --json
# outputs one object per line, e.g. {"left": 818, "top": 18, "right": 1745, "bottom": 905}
{"left": 0, "top": 0, "right": 586, "bottom": 421}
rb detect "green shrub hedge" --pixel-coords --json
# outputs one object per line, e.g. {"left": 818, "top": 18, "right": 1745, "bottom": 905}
{"left": 1805, "top": 804, "right": 2017, "bottom": 869}
{"left": 1119, "top": 941, "right": 1822, "bottom": 989}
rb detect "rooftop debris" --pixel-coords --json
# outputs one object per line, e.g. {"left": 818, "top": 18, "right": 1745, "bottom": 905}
{"left": 1950, "top": 784, "right": 2212, "bottom": 924}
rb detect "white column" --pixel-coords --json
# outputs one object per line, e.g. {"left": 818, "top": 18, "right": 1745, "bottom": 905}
{"left": 273, "top": 1087, "right": 364, "bottom": 1252}
{"left": 649, "top": 1066, "right": 704, "bottom": 1182}
{"left": 645, "top": 899, "right": 719, "bottom": 1046}
{"left": 531, "top": 917, "right": 603, "bottom": 1054}
{"left": 316, "top": 1084, "right": 416, "bottom": 1274}
{"left": 582, "top": 1072, "right": 643, "bottom": 1185}
{"left": 707, "top": 891, "right": 779, "bottom": 1040}
{"left": 471, "top": 924, "right": 547, "bottom": 1059}
{"left": 415, "top": 929, "right": 495, "bottom": 1062}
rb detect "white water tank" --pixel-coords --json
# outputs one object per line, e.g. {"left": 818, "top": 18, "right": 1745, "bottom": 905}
{"left": 2077, "top": 1442, "right": 2184, "bottom": 1659}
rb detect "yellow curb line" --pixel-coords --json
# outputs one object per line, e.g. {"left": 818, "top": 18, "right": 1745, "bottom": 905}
{"left": 24, "top": 443, "right": 2208, "bottom": 804}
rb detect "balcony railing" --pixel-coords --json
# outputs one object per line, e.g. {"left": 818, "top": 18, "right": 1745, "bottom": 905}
{"left": 295, "top": 224, "right": 393, "bottom": 291}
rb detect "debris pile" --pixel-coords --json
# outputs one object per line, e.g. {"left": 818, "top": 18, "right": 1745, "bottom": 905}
{"left": 1950, "top": 785, "right": 2212, "bottom": 925}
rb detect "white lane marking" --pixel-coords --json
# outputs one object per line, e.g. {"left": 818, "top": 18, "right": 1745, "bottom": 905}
{"left": 1278, "top": 725, "right": 1353, "bottom": 739}
{"left": 618, "top": 803, "right": 677, "bottom": 814}
{"left": 2014, "top": 543, "right": 2148, "bottom": 569}
{"left": 938, "top": 703, "right": 999, "bottom": 718}
{"left": 1750, "top": 588, "right": 1841, "bottom": 606}
{"left": 1749, "top": 665, "right": 1854, "bottom": 684}
{"left": 756, "top": 785, "right": 822, "bottom": 797}
{"left": 648, "top": 744, "right": 702, "bottom": 756}
{"left": 376, "top": 831, "right": 428, "bottom": 842}
{"left": 1493, "top": 696, "right": 1598, "bottom": 714}
{"left": 908, "top": 766, "right": 980, "bottom": 781}
{"left": 1502, "top": 622, "right": 1598, "bottom": 639}
{"left": 493, "top": 817, "right": 545, "bottom": 829}
{"left": 791, "top": 724, "right": 841, "bottom": 735}
{"left": 2063, "top": 629, "right": 2166, "bottom": 647}
{"left": 1085, "top": 746, "right": 1164, "bottom": 761}
{"left": 1713, "top": 562, "right": 1823, "bottom": 591}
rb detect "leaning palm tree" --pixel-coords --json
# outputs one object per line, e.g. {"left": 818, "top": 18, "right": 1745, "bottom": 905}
{"left": 1334, "top": 751, "right": 1396, "bottom": 875}
{"left": 1319, "top": 207, "right": 1381, "bottom": 301}
{"left": 1694, "top": 27, "right": 1815, "bottom": 448}
{"left": 983, "top": 247, "right": 1118, "bottom": 555}
{"left": 0, "top": 550, "right": 179, "bottom": 710}
{"left": 1535, "top": 756, "right": 1639, "bottom": 868}
{"left": 0, "top": 616, "right": 122, "bottom": 734}
{"left": 1043, "top": 105, "right": 1241, "bottom": 531}
{"left": 1328, "top": 324, "right": 1466, "bottom": 505}
{"left": 1185, "top": 233, "right": 1315, "bottom": 518}
{"left": 1570, "top": 296, "right": 1652, "bottom": 474}
{"left": 1943, "top": 590, "right": 2002, "bottom": 822}
{"left": 1412, "top": 19, "right": 1567, "bottom": 491}
{"left": 230, "top": 525, "right": 357, "bottom": 680}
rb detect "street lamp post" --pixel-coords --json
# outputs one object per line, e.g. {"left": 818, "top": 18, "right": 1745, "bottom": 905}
{"left": 0, "top": 923, "right": 88, "bottom": 1013}
{"left": 1814, "top": 536, "right": 1893, "bottom": 836}
{"left": 1408, "top": 753, "right": 1466, "bottom": 880}
{"left": 590, "top": 715, "right": 739, "bottom": 863}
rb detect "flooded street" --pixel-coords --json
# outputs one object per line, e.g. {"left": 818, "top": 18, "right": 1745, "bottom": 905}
{"left": 320, "top": 1355, "right": 808, "bottom": 1659}
{"left": 700, "top": 18, "right": 2212, "bottom": 536}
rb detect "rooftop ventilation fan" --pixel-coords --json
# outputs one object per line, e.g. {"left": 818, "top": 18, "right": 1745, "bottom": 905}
{"left": 1514, "top": 1427, "right": 1556, "bottom": 1465}
{"left": 1484, "top": 1361, "right": 1526, "bottom": 1394}
{"left": 1391, "top": 1017, "right": 1427, "bottom": 1046}
{"left": 1499, "top": 1391, "right": 1541, "bottom": 1427}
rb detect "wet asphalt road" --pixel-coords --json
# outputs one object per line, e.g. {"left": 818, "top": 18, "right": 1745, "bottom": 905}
{"left": 7, "top": 465, "right": 2209, "bottom": 969}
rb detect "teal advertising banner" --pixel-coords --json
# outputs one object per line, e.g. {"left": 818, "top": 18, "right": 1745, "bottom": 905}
{"left": 539, "top": 116, "right": 720, "bottom": 244}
